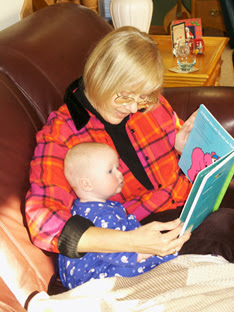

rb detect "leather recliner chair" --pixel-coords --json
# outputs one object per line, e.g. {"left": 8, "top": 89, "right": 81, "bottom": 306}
{"left": 0, "top": 3, "right": 233, "bottom": 311}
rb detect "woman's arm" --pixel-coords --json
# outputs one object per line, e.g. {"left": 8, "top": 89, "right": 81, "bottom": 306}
{"left": 25, "top": 106, "right": 75, "bottom": 253}
{"left": 78, "top": 219, "right": 191, "bottom": 256}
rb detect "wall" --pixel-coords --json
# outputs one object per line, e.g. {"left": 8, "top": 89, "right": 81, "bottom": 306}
{"left": 0, "top": 0, "right": 24, "bottom": 31}
{"left": 152, "top": 0, "right": 191, "bottom": 25}
{"left": 0, "top": 0, "right": 191, "bottom": 30}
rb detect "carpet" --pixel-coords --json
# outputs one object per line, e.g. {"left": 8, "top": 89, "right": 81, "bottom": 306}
{"left": 220, "top": 45, "right": 234, "bottom": 87}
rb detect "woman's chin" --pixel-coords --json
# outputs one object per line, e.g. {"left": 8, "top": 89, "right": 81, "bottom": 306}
{"left": 105, "top": 116, "right": 126, "bottom": 125}
{"left": 111, "top": 112, "right": 129, "bottom": 124}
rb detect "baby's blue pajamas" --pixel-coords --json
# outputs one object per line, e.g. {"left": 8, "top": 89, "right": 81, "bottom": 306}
{"left": 59, "top": 199, "right": 177, "bottom": 289}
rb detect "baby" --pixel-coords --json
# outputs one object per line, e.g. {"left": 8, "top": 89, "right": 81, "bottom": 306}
{"left": 59, "top": 142, "right": 177, "bottom": 289}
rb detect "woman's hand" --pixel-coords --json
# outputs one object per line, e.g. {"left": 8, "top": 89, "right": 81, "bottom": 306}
{"left": 130, "top": 219, "right": 191, "bottom": 256}
{"left": 78, "top": 219, "right": 190, "bottom": 256}
{"left": 175, "top": 110, "right": 198, "bottom": 154}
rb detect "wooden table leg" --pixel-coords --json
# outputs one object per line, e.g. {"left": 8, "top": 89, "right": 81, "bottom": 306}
{"left": 20, "top": 0, "right": 51, "bottom": 19}
{"left": 55, "top": 0, "right": 81, "bottom": 4}
{"left": 20, "top": 0, "right": 33, "bottom": 19}
{"left": 81, "top": 0, "right": 98, "bottom": 13}
{"left": 204, "top": 58, "right": 223, "bottom": 86}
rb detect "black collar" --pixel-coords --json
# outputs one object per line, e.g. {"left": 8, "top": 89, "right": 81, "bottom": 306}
{"left": 64, "top": 77, "right": 128, "bottom": 130}
{"left": 64, "top": 77, "right": 90, "bottom": 130}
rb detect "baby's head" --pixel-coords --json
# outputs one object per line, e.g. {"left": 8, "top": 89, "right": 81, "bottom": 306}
{"left": 64, "top": 142, "right": 124, "bottom": 202}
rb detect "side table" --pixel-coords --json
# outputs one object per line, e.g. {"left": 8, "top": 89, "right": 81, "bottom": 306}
{"left": 151, "top": 35, "right": 229, "bottom": 88}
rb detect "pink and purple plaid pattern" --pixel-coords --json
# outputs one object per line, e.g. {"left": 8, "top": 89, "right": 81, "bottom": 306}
{"left": 25, "top": 95, "right": 191, "bottom": 253}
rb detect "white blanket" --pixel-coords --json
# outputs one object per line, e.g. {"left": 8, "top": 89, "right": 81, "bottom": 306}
{"left": 28, "top": 255, "right": 234, "bottom": 312}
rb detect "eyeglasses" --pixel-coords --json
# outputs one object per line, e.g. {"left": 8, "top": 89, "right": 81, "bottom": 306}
{"left": 114, "top": 93, "right": 158, "bottom": 109}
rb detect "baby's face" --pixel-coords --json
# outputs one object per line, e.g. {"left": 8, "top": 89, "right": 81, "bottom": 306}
{"left": 90, "top": 147, "right": 124, "bottom": 201}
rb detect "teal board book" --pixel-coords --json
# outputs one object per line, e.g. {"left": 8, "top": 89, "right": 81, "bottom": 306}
{"left": 178, "top": 104, "right": 234, "bottom": 235}
{"left": 180, "top": 150, "right": 234, "bottom": 235}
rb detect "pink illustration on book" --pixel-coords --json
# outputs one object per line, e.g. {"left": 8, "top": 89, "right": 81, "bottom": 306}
{"left": 187, "top": 147, "right": 220, "bottom": 182}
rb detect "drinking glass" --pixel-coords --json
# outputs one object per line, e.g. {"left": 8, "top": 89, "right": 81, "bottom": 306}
{"left": 175, "top": 39, "right": 196, "bottom": 72}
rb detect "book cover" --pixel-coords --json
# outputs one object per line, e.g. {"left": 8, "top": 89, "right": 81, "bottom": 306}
{"left": 178, "top": 104, "right": 234, "bottom": 235}
{"left": 180, "top": 150, "right": 234, "bottom": 235}
{"left": 179, "top": 104, "right": 234, "bottom": 183}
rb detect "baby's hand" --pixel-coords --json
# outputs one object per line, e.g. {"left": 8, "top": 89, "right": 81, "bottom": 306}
{"left": 137, "top": 253, "right": 154, "bottom": 262}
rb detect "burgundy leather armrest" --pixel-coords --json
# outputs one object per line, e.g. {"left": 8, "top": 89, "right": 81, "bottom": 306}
{"left": 0, "top": 278, "right": 27, "bottom": 312}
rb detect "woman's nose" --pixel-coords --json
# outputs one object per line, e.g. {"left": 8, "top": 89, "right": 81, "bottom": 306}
{"left": 126, "top": 102, "right": 138, "bottom": 114}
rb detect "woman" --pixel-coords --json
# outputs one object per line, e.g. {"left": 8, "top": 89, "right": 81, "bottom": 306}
{"left": 25, "top": 26, "right": 232, "bottom": 261}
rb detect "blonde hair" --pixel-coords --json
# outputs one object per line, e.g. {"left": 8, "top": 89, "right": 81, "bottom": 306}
{"left": 83, "top": 26, "right": 164, "bottom": 111}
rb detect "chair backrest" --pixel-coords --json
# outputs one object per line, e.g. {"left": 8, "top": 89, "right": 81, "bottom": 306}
{"left": 163, "top": 86, "right": 234, "bottom": 208}
{"left": 0, "top": 3, "right": 112, "bottom": 308}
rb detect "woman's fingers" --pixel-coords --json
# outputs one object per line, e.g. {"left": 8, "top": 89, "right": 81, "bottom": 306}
{"left": 160, "top": 226, "right": 191, "bottom": 256}
{"left": 182, "top": 109, "right": 198, "bottom": 129}
{"left": 175, "top": 109, "right": 198, "bottom": 153}
{"left": 131, "top": 219, "right": 191, "bottom": 256}
{"left": 153, "top": 218, "right": 181, "bottom": 232}
{"left": 153, "top": 222, "right": 190, "bottom": 256}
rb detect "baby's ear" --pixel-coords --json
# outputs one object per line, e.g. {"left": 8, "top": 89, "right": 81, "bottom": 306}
{"left": 80, "top": 178, "right": 93, "bottom": 192}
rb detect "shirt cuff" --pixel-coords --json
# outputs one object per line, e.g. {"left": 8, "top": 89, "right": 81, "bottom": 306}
{"left": 58, "top": 215, "right": 94, "bottom": 258}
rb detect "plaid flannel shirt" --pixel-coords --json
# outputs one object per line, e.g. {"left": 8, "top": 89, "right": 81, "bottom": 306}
{"left": 25, "top": 95, "right": 191, "bottom": 253}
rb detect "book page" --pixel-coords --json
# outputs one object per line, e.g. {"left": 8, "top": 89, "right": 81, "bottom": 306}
{"left": 179, "top": 104, "right": 234, "bottom": 183}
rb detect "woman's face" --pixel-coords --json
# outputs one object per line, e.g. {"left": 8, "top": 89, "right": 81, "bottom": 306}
{"left": 96, "top": 91, "right": 152, "bottom": 125}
